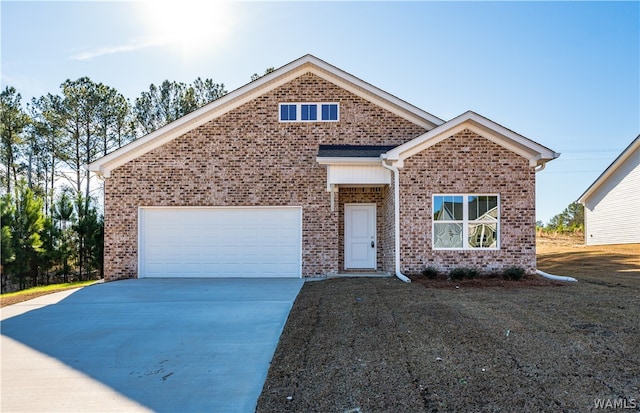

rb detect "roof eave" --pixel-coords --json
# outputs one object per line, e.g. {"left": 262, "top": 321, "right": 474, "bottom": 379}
{"left": 87, "top": 54, "right": 444, "bottom": 176}
{"left": 307, "top": 56, "right": 444, "bottom": 128}
{"left": 578, "top": 134, "right": 640, "bottom": 203}
{"left": 385, "top": 110, "right": 560, "bottom": 167}
{"left": 316, "top": 157, "right": 382, "bottom": 165}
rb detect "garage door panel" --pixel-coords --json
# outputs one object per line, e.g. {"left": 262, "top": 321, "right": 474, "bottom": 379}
{"left": 146, "top": 263, "right": 192, "bottom": 275}
{"left": 262, "top": 263, "right": 297, "bottom": 273}
{"left": 140, "top": 207, "right": 301, "bottom": 278}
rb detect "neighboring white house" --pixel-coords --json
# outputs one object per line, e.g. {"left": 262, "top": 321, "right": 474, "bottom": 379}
{"left": 578, "top": 135, "right": 640, "bottom": 245}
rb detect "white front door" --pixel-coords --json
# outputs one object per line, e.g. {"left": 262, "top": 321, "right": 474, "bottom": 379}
{"left": 344, "top": 204, "right": 377, "bottom": 269}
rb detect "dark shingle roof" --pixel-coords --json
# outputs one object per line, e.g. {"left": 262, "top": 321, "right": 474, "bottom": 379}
{"left": 317, "top": 145, "right": 397, "bottom": 158}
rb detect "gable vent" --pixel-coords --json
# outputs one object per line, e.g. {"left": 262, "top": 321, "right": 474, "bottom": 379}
{"left": 339, "top": 187, "right": 383, "bottom": 194}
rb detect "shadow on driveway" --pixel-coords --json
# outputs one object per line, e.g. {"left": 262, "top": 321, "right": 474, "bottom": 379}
{"left": 1, "top": 278, "right": 303, "bottom": 413}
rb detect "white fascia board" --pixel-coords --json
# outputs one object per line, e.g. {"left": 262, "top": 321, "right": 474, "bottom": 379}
{"left": 385, "top": 111, "right": 560, "bottom": 167}
{"left": 88, "top": 60, "right": 319, "bottom": 177}
{"left": 87, "top": 109, "right": 214, "bottom": 177}
{"left": 316, "top": 157, "right": 381, "bottom": 165}
{"left": 306, "top": 61, "right": 444, "bottom": 129}
{"left": 87, "top": 54, "right": 444, "bottom": 177}
{"left": 578, "top": 135, "right": 640, "bottom": 203}
{"left": 468, "top": 121, "right": 548, "bottom": 163}
{"left": 465, "top": 112, "right": 559, "bottom": 161}
{"left": 385, "top": 123, "right": 469, "bottom": 161}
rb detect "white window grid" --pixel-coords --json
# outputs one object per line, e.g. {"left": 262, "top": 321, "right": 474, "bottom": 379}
{"left": 278, "top": 102, "right": 340, "bottom": 123}
{"left": 432, "top": 194, "right": 500, "bottom": 250}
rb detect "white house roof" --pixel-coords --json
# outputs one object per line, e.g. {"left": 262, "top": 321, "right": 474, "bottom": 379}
{"left": 383, "top": 111, "right": 560, "bottom": 168}
{"left": 578, "top": 134, "right": 640, "bottom": 203}
{"left": 87, "top": 54, "right": 444, "bottom": 178}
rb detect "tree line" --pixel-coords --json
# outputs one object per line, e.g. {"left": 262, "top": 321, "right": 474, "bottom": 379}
{"left": 1, "top": 77, "right": 227, "bottom": 292}
{"left": 536, "top": 201, "right": 584, "bottom": 234}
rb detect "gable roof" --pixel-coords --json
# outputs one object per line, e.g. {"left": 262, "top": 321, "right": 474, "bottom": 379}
{"left": 87, "top": 54, "right": 444, "bottom": 178}
{"left": 578, "top": 134, "right": 640, "bottom": 203}
{"left": 383, "top": 111, "right": 560, "bottom": 168}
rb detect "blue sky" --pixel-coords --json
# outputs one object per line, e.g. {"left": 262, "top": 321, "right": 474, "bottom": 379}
{"left": 2, "top": 1, "right": 639, "bottom": 223}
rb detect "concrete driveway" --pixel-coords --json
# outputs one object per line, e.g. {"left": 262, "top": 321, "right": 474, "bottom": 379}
{"left": 1, "top": 278, "right": 304, "bottom": 413}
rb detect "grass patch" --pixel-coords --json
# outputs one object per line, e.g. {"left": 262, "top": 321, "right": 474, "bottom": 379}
{"left": 1, "top": 280, "right": 98, "bottom": 307}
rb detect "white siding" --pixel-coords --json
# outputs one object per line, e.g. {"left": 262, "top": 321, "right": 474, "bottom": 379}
{"left": 584, "top": 146, "right": 640, "bottom": 245}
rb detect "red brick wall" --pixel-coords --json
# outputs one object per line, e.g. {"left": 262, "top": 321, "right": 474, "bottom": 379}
{"left": 103, "top": 73, "right": 426, "bottom": 280}
{"left": 398, "top": 129, "right": 537, "bottom": 275}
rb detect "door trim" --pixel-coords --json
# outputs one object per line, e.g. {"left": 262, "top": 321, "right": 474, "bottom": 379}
{"left": 344, "top": 203, "right": 377, "bottom": 269}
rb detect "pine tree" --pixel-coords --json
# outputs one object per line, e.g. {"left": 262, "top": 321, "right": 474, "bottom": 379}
{"left": 1, "top": 180, "right": 45, "bottom": 289}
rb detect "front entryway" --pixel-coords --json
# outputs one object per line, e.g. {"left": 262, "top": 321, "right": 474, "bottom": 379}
{"left": 344, "top": 204, "right": 377, "bottom": 269}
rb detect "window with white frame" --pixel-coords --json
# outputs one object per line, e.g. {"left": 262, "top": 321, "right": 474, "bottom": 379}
{"left": 280, "top": 104, "right": 297, "bottom": 121}
{"left": 432, "top": 195, "right": 499, "bottom": 249}
{"left": 279, "top": 103, "right": 339, "bottom": 122}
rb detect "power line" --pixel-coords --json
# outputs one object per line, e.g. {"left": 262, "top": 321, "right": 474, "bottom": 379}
{"left": 542, "top": 170, "right": 601, "bottom": 174}
{"left": 556, "top": 157, "right": 615, "bottom": 161}
{"left": 557, "top": 149, "right": 622, "bottom": 153}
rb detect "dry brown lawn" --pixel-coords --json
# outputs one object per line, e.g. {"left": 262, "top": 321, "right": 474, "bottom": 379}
{"left": 0, "top": 281, "right": 99, "bottom": 307}
{"left": 0, "top": 291, "right": 50, "bottom": 307}
{"left": 257, "top": 236, "right": 640, "bottom": 412}
{"left": 537, "top": 233, "right": 640, "bottom": 284}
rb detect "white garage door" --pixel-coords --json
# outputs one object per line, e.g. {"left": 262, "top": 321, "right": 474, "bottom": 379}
{"left": 139, "top": 207, "right": 302, "bottom": 278}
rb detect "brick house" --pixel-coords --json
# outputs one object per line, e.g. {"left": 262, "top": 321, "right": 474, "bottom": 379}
{"left": 88, "top": 55, "right": 559, "bottom": 281}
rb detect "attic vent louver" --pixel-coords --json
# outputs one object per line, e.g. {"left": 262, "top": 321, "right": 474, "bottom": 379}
{"left": 340, "top": 187, "right": 383, "bottom": 194}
